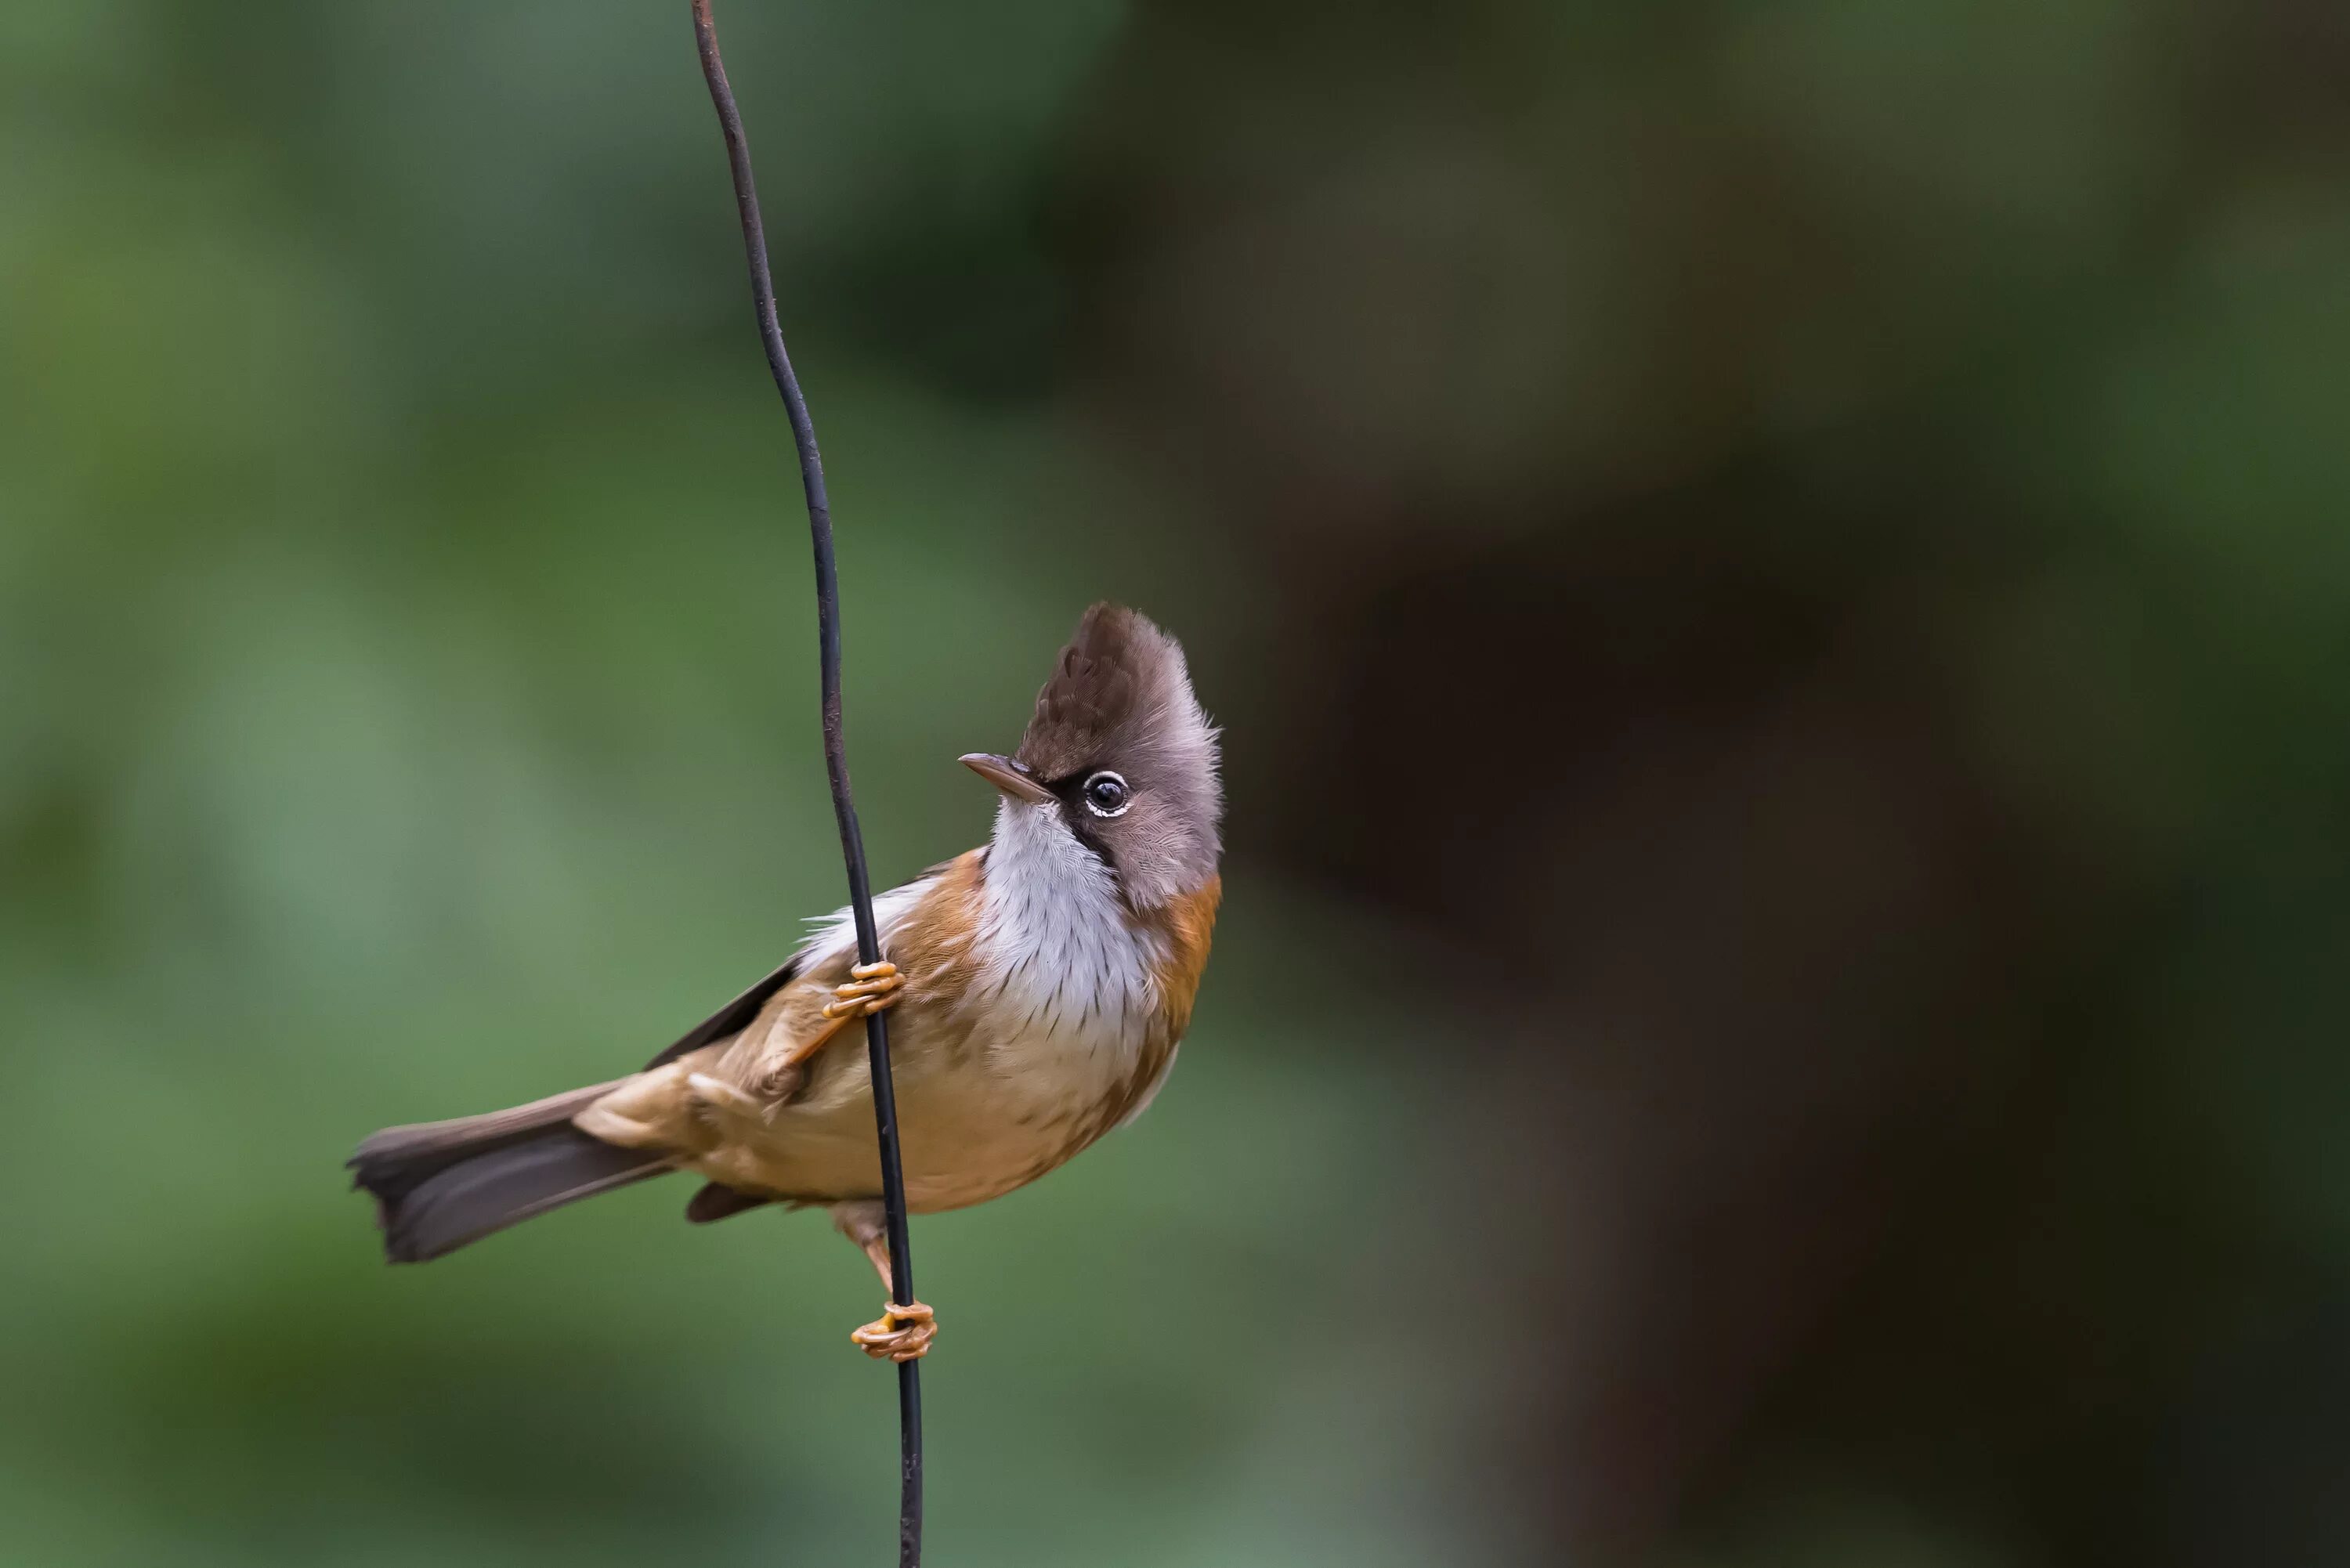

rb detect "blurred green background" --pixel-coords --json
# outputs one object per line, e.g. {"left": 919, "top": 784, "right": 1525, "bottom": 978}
{"left": 5, "top": 2, "right": 2348, "bottom": 1564}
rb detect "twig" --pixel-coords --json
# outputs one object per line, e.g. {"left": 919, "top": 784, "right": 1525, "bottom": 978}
{"left": 689, "top": 3, "right": 924, "bottom": 1563}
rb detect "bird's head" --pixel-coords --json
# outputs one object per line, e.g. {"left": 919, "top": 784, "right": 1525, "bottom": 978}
{"left": 960, "top": 603, "right": 1222, "bottom": 909}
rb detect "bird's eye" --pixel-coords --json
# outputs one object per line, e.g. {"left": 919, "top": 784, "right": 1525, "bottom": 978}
{"left": 1081, "top": 771, "right": 1131, "bottom": 818}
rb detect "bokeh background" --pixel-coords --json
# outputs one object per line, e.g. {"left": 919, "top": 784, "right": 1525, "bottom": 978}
{"left": 6, "top": 2, "right": 2348, "bottom": 1563}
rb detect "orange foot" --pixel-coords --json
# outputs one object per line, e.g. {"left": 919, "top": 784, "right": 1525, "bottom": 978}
{"left": 851, "top": 1299, "right": 936, "bottom": 1363}
{"left": 823, "top": 961, "right": 904, "bottom": 1021}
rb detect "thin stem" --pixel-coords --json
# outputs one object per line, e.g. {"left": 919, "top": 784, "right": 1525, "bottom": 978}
{"left": 690, "top": 3, "right": 923, "bottom": 1563}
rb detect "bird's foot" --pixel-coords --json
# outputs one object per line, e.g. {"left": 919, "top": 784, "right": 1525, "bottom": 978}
{"left": 851, "top": 1299, "right": 936, "bottom": 1363}
{"left": 823, "top": 961, "right": 904, "bottom": 1021}
{"left": 750, "top": 962, "right": 908, "bottom": 1103}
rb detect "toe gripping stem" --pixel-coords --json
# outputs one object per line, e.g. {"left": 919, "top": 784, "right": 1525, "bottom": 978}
{"left": 825, "top": 960, "right": 902, "bottom": 1021}
{"left": 851, "top": 1299, "right": 935, "bottom": 1363}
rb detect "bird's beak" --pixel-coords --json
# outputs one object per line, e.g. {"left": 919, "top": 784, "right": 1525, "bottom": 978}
{"left": 960, "top": 752, "right": 1055, "bottom": 804}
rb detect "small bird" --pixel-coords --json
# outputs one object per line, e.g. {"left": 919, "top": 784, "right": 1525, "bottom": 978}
{"left": 349, "top": 603, "right": 1220, "bottom": 1361}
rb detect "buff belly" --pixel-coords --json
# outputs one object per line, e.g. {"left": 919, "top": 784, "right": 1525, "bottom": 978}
{"left": 674, "top": 1003, "right": 1169, "bottom": 1213}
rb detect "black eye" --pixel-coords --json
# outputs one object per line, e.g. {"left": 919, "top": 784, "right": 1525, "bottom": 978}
{"left": 1081, "top": 770, "right": 1130, "bottom": 817}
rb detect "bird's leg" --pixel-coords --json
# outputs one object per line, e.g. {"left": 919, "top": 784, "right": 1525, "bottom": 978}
{"left": 784, "top": 961, "right": 906, "bottom": 1073}
{"left": 830, "top": 1200, "right": 935, "bottom": 1363}
{"left": 745, "top": 961, "right": 907, "bottom": 1104}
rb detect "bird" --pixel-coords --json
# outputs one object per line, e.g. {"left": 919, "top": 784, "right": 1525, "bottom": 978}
{"left": 349, "top": 602, "right": 1221, "bottom": 1361}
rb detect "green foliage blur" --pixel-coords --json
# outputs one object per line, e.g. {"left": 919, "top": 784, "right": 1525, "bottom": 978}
{"left": 1, "top": 5, "right": 1475, "bottom": 1566}
{"left": 7, "top": 2, "right": 2350, "bottom": 1565}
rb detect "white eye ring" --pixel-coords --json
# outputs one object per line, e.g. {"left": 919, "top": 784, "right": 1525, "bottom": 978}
{"left": 1081, "top": 770, "right": 1132, "bottom": 818}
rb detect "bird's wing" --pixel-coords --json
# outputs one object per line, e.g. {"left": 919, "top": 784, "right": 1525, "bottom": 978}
{"left": 641, "top": 956, "right": 804, "bottom": 1070}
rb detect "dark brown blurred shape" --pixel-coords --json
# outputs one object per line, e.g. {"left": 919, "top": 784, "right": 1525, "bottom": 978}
{"left": 1041, "top": 2, "right": 2350, "bottom": 1561}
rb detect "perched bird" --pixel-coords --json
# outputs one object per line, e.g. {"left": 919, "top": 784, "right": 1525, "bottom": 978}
{"left": 349, "top": 603, "right": 1220, "bottom": 1360}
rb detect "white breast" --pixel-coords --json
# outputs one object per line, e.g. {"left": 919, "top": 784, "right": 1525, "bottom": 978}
{"left": 968, "top": 799, "right": 1161, "bottom": 1064}
{"left": 793, "top": 803, "right": 1159, "bottom": 1057}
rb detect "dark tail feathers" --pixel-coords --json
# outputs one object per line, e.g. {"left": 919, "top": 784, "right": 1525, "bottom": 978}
{"left": 350, "top": 1081, "right": 668, "bottom": 1263}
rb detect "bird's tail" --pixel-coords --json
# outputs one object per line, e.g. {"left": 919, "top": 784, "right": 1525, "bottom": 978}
{"left": 349, "top": 1080, "right": 670, "bottom": 1263}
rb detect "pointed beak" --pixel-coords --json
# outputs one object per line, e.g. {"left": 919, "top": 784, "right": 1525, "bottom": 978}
{"left": 960, "top": 752, "right": 1055, "bottom": 805}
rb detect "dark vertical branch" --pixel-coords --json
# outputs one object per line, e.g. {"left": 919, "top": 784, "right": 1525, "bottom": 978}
{"left": 689, "top": 3, "right": 923, "bottom": 1563}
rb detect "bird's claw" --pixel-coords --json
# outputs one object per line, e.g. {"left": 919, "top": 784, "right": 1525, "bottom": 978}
{"left": 851, "top": 1299, "right": 935, "bottom": 1363}
{"left": 823, "top": 961, "right": 904, "bottom": 1021}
